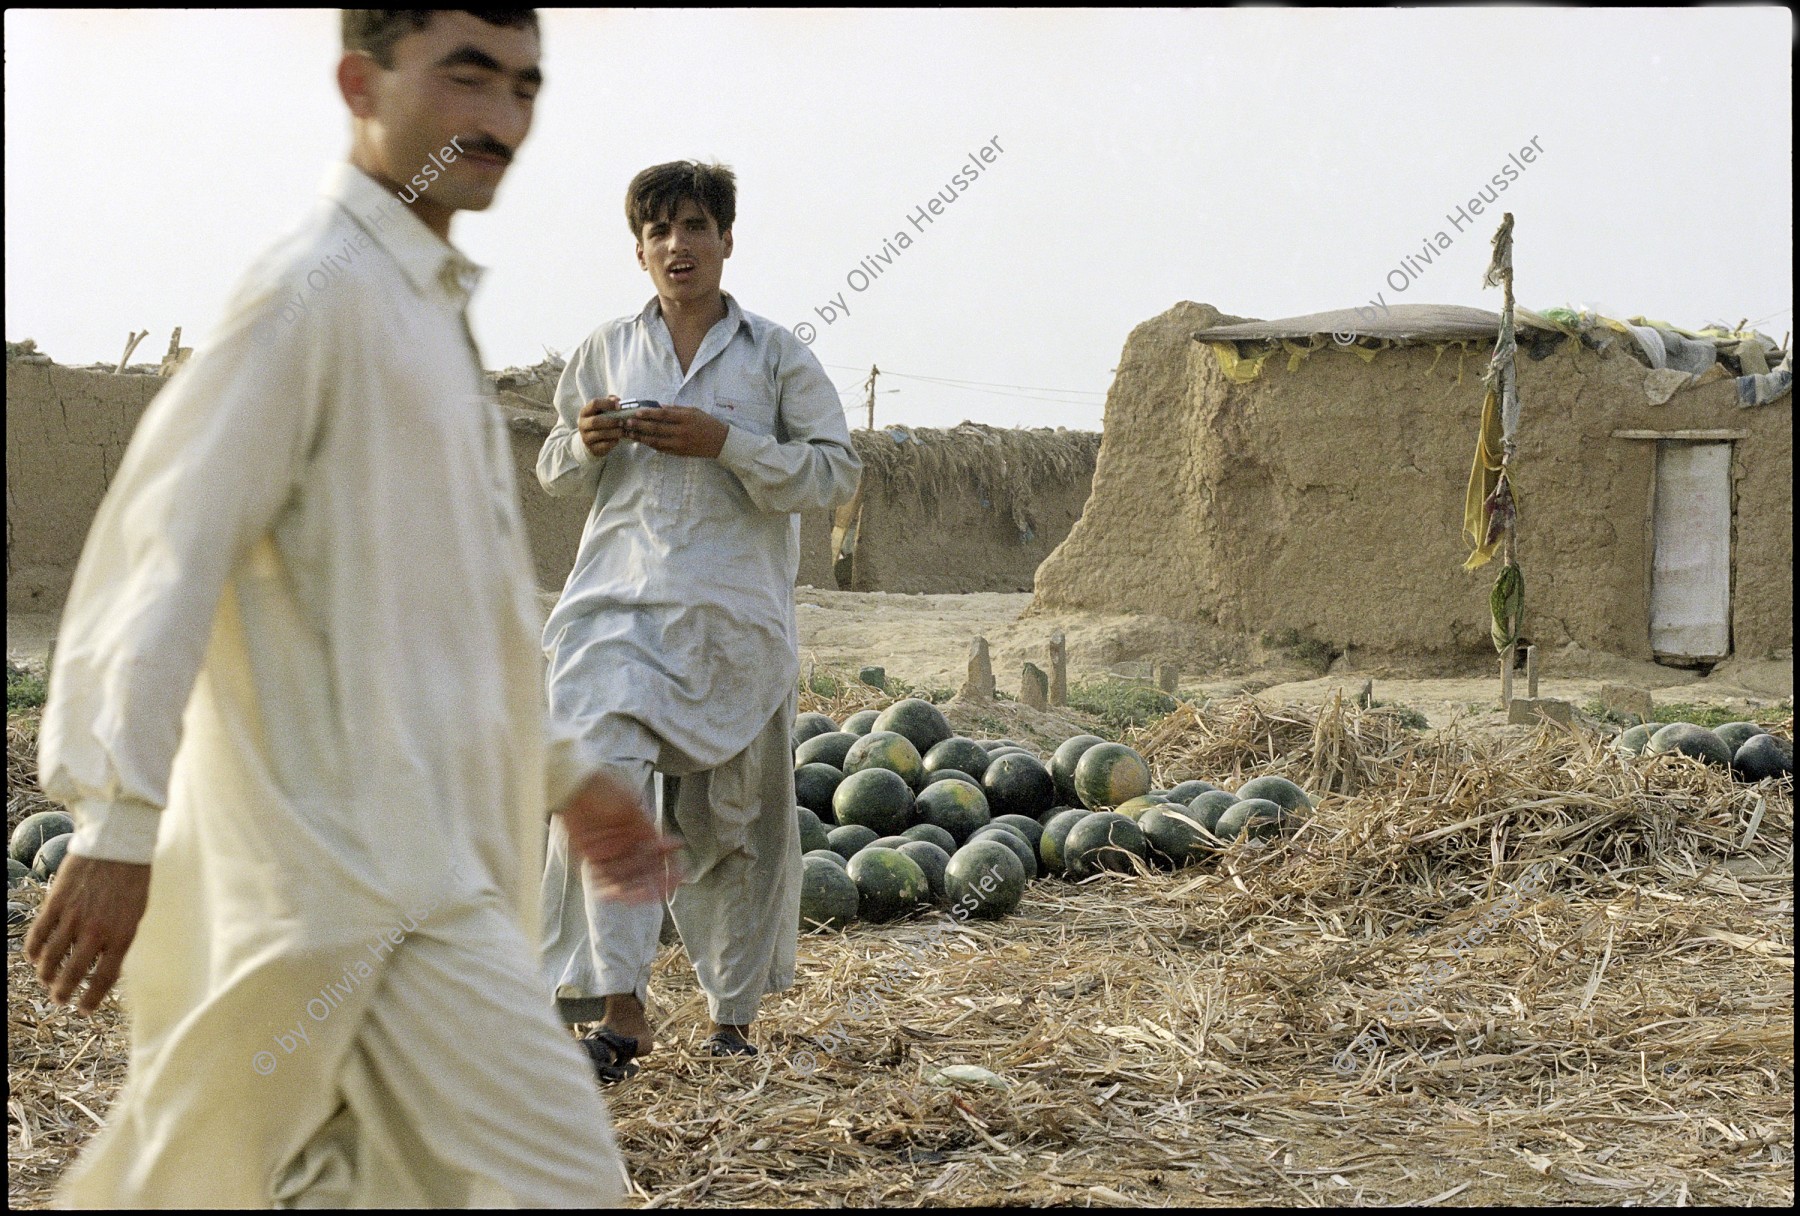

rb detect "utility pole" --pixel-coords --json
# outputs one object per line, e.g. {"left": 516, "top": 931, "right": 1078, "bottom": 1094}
{"left": 864, "top": 365, "right": 879, "bottom": 430}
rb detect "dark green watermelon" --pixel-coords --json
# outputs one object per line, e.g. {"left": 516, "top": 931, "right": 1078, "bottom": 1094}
{"left": 794, "top": 763, "right": 845, "bottom": 822}
{"left": 898, "top": 840, "right": 951, "bottom": 904}
{"left": 800, "top": 853, "right": 859, "bottom": 929}
{"left": 983, "top": 752, "right": 1056, "bottom": 818}
{"left": 842, "top": 709, "right": 882, "bottom": 736}
{"left": 1140, "top": 805, "right": 1208, "bottom": 868}
{"left": 900, "top": 822, "right": 958, "bottom": 853}
{"left": 827, "top": 823, "right": 880, "bottom": 860}
{"left": 1646, "top": 723, "right": 1733, "bottom": 767}
{"left": 31, "top": 833, "right": 74, "bottom": 883}
{"left": 833, "top": 767, "right": 915, "bottom": 836}
{"left": 1165, "top": 779, "right": 1217, "bottom": 803}
{"left": 913, "top": 778, "right": 992, "bottom": 844}
{"left": 796, "top": 806, "right": 831, "bottom": 854}
{"left": 874, "top": 698, "right": 954, "bottom": 758}
{"left": 1733, "top": 733, "right": 1793, "bottom": 781}
{"left": 1235, "top": 775, "right": 1311, "bottom": 814}
{"left": 1073, "top": 743, "right": 1152, "bottom": 810}
{"left": 10, "top": 811, "right": 74, "bottom": 867}
{"left": 989, "top": 813, "right": 1045, "bottom": 852}
{"left": 1050, "top": 734, "right": 1107, "bottom": 805}
{"left": 946, "top": 838, "right": 1026, "bottom": 920}
{"left": 1185, "top": 789, "right": 1238, "bottom": 838}
{"left": 1039, "top": 807, "right": 1091, "bottom": 876}
{"left": 923, "top": 737, "right": 991, "bottom": 780}
{"left": 869, "top": 835, "right": 913, "bottom": 852}
{"left": 1063, "top": 812, "right": 1148, "bottom": 878}
{"left": 804, "top": 847, "right": 849, "bottom": 871}
{"left": 8, "top": 858, "right": 31, "bottom": 889}
{"left": 923, "top": 768, "right": 978, "bottom": 787}
{"left": 792, "top": 712, "right": 839, "bottom": 750}
{"left": 1214, "top": 798, "right": 1284, "bottom": 843}
{"left": 1614, "top": 722, "right": 1667, "bottom": 755}
{"left": 971, "top": 826, "right": 1038, "bottom": 880}
{"left": 1714, "top": 721, "right": 1768, "bottom": 755}
{"left": 795, "top": 730, "right": 858, "bottom": 771}
{"left": 842, "top": 730, "right": 925, "bottom": 788}
{"left": 1113, "top": 794, "right": 1169, "bottom": 822}
{"left": 847, "top": 847, "right": 931, "bottom": 922}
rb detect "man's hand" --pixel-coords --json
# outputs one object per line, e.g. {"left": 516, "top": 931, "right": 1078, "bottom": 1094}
{"left": 24, "top": 854, "right": 153, "bottom": 1013}
{"left": 560, "top": 770, "right": 684, "bottom": 903}
{"left": 577, "top": 396, "right": 630, "bottom": 459}
{"left": 622, "top": 405, "right": 729, "bottom": 459}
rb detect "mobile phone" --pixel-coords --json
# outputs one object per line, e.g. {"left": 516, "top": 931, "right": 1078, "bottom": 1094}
{"left": 613, "top": 398, "right": 659, "bottom": 412}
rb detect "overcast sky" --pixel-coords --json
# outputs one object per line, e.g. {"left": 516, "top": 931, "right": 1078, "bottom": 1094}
{"left": 5, "top": 7, "right": 1792, "bottom": 431}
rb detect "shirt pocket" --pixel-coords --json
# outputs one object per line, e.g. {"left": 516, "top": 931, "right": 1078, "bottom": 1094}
{"left": 713, "top": 391, "right": 779, "bottom": 439}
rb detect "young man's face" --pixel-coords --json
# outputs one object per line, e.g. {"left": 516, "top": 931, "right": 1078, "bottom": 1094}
{"left": 636, "top": 198, "right": 733, "bottom": 305}
{"left": 341, "top": 12, "right": 542, "bottom": 219}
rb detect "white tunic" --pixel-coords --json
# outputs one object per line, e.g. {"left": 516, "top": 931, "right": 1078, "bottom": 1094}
{"left": 536, "top": 294, "right": 861, "bottom": 772}
{"left": 38, "top": 163, "right": 624, "bottom": 1206}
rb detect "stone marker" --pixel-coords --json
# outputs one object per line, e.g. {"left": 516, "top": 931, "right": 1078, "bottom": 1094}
{"left": 1357, "top": 679, "right": 1373, "bottom": 708}
{"left": 1155, "top": 663, "right": 1180, "bottom": 693}
{"left": 1047, "top": 631, "right": 1068, "bottom": 707}
{"left": 858, "top": 666, "right": 886, "bottom": 690}
{"left": 1021, "top": 662, "right": 1049, "bottom": 710}
{"left": 1597, "top": 683, "right": 1654, "bottom": 723}
{"left": 960, "top": 636, "right": 994, "bottom": 702}
{"left": 1508, "top": 697, "right": 1574, "bottom": 727}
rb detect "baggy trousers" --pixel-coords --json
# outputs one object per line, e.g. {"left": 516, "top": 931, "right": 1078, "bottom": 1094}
{"left": 539, "top": 695, "right": 801, "bottom": 1027}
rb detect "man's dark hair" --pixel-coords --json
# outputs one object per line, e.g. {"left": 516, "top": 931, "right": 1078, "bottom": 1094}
{"left": 625, "top": 162, "right": 737, "bottom": 241}
{"left": 342, "top": 10, "right": 539, "bottom": 69}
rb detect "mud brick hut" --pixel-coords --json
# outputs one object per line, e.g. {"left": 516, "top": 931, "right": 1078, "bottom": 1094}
{"left": 1032, "top": 302, "right": 1792, "bottom": 667}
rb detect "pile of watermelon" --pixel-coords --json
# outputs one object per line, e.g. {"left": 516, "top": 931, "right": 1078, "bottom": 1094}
{"left": 1613, "top": 719, "right": 1793, "bottom": 783}
{"left": 792, "top": 700, "right": 1313, "bottom": 932}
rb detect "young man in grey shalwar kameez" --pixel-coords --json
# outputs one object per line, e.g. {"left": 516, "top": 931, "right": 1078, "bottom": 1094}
{"left": 536, "top": 161, "right": 861, "bottom": 1073}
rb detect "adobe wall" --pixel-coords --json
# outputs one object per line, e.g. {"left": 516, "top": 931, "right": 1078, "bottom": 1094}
{"left": 1033, "top": 302, "right": 1792, "bottom": 661}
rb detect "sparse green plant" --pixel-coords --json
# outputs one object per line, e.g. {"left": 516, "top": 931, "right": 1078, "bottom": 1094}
{"left": 1370, "top": 700, "right": 1431, "bottom": 730}
{"left": 7, "top": 663, "right": 47, "bottom": 712}
{"left": 1066, "top": 679, "right": 1177, "bottom": 732}
{"left": 807, "top": 672, "right": 844, "bottom": 699}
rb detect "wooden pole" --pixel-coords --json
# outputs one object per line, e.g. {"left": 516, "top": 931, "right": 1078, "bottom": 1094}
{"left": 864, "top": 365, "right": 879, "bottom": 430}
{"left": 1525, "top": 644, "right": 1539, "bottom": 698}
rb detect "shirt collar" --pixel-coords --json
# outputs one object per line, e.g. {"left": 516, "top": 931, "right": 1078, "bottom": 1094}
{"left": 638, "top": 290, "right": 745, "bottom": 335}
{"left": 320, "top": 162, "right": 484, "bottom": 306}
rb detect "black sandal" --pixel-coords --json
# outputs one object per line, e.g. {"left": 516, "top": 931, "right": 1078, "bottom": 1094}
{"left": 704, "top": 1032, "right": 758, "bottom": 1058}
{"left": 580, "top": 1027, "right": 641, "bottom": 1083}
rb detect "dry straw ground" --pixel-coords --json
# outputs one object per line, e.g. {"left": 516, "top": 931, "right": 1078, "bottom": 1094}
{"left": 8, "top": 684, "right": 1793, "bottom": 1207}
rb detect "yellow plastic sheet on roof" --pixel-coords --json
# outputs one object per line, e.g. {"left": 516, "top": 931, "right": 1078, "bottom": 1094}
{"left": 1207, "top": 342, "right": 1277, "bottom": 383}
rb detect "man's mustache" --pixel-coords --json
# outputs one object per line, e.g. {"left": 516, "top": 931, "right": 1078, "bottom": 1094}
{"left": 457, "top": 136, "right": 513, "bottom": 164}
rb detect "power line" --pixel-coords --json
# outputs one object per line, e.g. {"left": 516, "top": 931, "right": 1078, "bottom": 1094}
{"left": 821, "top": 362, "right": 1107, "bottom": 399}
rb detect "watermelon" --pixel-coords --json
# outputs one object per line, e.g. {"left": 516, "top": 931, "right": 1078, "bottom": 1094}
{"left": 874, "top": 698, "right": 954, "bottom": 758}
{"left": 843, "top": 709, "right": 881, "bottom": 736}
{"left": 833, "top": 767, "right": 915, "bottom": 836}
{"left": 800, "top": 853, "right": 859, "bottom": 930}
{"left": 972, "top": 826, "right": 1038, "bottom": 880}
{"left": 1063, "top": 812, "right": 1148, "bottom": 878}
{"left": 792, "top": 712, "right": 839, "bottom": 750}
{"left": 945, "top": 838, "right": 1026, "bottom": 920}
{"left": 1165, "top": 779, "right": 1217, "bottom": 803}
{"left": 1050, "top": 734, "right": 1106, "bottom": 804}
{"left": 1645, "top": 723, "right": 1733, "bottom": 767}
{"left": 1038, "top": 804, "right": 1080, "bottom": 826}
{"left": 1114, "top": 794, "right": 1169, "bottom": 822}
{"left": 1614, "top": 722, "right": 1667, "bottom": 755}
{"left": 1714, "top": 721, "right": 1769, "bottom": 754}
{"left": 1214, "top": 798, "right": 1284, "bottom": 843}
{"left": 7, "top": 902, "right": 24, "bottom": 928}
{"left": 913, "top": 778, "right": 992, "bottom": 843}
{"left": 8, "top": 858, "right": 30, "bottom": 889}
{"left": 827, "top": 824, "right": 880, "bottom": 860}
{"left": 804, "top": 847, "right": 849, "bottom": 871}
{"left": 1038, "top": 807, "right": 1091, "bottom": 876}
{"left": 900, "top": 822, "right": 958, "bottom": 853}
{"left": 796, "top": 806, "right": 831, "bottom": 854}
{"left": 10, "top": 811, "right": 74, "bottom": 867}
{"left": 31, "top": 833, "right": 74, "bottom": 883}
{"left": 847, "top": 847, "right": 931, "bottom": 922}
{"left": 898, "top": 840, "right": 951, "bottom": 903}
{"left": 1733, "top": 733, "right": 1793, "bottom": 782}
{"left": 1235, "top": 775, "right": 1311, "bottom": 814}
{"left": 842, "top": 730, "right": 925, "bottom": 788}
{"left": 1186, "top": 789, "right": 1238, "bottom": 838}
{"left": 1073, "top": 743, "right": 1152, "bottom": 810}
{"left": 922, "top": 737, "right": 991, "bottom": 780}
{"left": 794, "top": 763, "right": 845, "bottom": 822}
{"left": 982, "top": 752, "right": 1056, "bottom": 818}
{"left": 989, "top": 813, "right": 1045, "bottom": 852}
{"left": 923, "top": 768, "right": 979, "bottom": 787}
{"left": 983, "top": 738, "right": 1027, "bottom": 752}
{"left": 795, "top": 731, "right": 858, "bottom": 771}
{"left": 987, "top": 747, "right": 1034, "bottom": 763}
{"left": 1140, "top": 805, "right": 1208, "bottom": 868}
{"left": 870, "top": 835, "right": 913, "bottom": 851}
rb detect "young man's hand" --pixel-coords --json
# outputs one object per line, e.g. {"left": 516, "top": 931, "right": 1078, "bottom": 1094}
{"left": 24, "top": 854, "right": 153, "bottom": 1013}
{"left": 560, "top": 770, "right": 684, "bottom": 903}
{"left": 577, "top": 396, "right": 630, "bottom": 459}
{"left": 622, "top": 405, "right": 729, "bottom": 459}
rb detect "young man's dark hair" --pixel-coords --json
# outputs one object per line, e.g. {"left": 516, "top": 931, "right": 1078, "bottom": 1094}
{"left": 342, "top": 9, "right": 540, "bottom": 68}
{"left": 625, "top": 160, "right": 737, "bottom": 239}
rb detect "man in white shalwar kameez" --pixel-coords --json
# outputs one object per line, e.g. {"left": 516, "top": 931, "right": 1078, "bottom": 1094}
{"left": 24, "top": 11, "right": 677, "bottom": 1207}
{"left": 536, "top": 161, "right": 861, "bottom": 1071}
